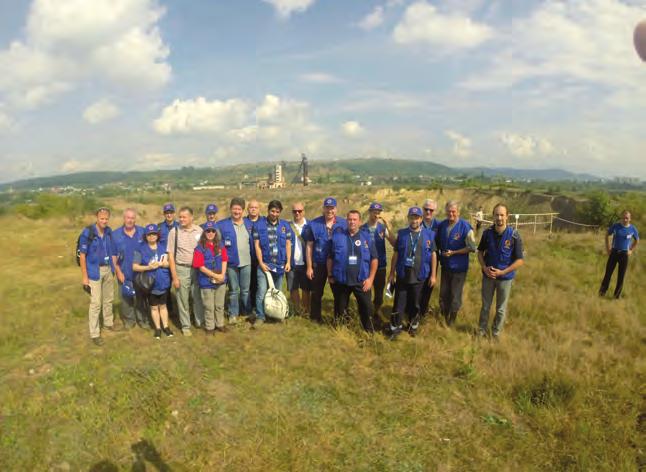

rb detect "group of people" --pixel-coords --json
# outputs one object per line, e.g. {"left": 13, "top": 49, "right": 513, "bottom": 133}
{"left": 78, "top": 195, "right": 638, "bottom": 346}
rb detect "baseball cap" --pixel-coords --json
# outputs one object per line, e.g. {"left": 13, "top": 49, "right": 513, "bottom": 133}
{"left": 203, "top": 221, "right": 217, "bottom": 231}
{"left": 323, "top": 197, "right": 337, "bottom": 207}
{"left": 122, "top": 280, "right": 136, "bottom": 298}
{"left": 408, "top": 207, "right": 423, "bottom": 217}
{"left": 205, "top": 203, "right": 218, "bottom": 214}
{"left": 145, "top": 224, "right": 160, "bottom": 235}
{"left": 369, "top": 202, "right": 383, "bottom": 211}
{"left": 163, "top": 203, "right": 175, "bottom": 213}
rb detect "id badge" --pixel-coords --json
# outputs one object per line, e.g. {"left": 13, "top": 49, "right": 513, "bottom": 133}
{"left": 271, "top": 246, "right": 279, "bottom": 256}
{"left": 405, "top": 256, "right": 414, "bottom": 267}
{"left": 348, "top": 255, "right": 358, "bottom": 265}
{"left": 224, "top": 238, "right": 232, "bottom": 247}
{"left": 104, "top": 256, "right": 110, "bottom": 264}
{"left": 315, "top": 245, "right": 322, "bottom": 253}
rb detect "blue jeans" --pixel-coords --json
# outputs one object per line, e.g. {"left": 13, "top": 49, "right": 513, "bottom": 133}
{"left": 255, "top": 268, "right": 284, "bottom": 320}
{"left": 226, "top": 265, "right": 251, "bottom": 318}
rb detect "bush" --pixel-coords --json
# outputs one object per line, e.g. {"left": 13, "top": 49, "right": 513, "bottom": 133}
{"left": 13, "top": 193, "right": 100, "bottom": 220}
{"left": 577, "top": 191, "right": 617, "bottom": 227}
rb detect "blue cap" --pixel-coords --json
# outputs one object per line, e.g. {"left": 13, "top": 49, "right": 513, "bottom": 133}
{"left": 369, "top": 202, "right": 383, "bottom": 211}
{"left": 323, "top": 197, "right": 337, "bottom": 207}
{"left": 163, "top": 203, "right": 175, "bottom": 213}
{"left": 205, "top": 203, "right": 218, "bottom": 214}
{"left": 145, "top": 224, "right": 160, "bottom": 235}
{"left": 122, "top": 280, "right": 136, "bottom": 298}
{"left": 408, "top": 207, "right": 423, "bottom": 217}
{"left": 203, "top": 221, "right": 217, "bottom": 231}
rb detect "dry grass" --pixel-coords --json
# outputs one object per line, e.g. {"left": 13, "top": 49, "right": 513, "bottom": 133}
{"left": 0, "top": 191, "right": 644, "bottom": 470}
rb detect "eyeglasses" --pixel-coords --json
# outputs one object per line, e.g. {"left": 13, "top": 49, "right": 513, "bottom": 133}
{"left": 292, "top": 209, "right": 304, "bottom": 213}
{"left": 423, "top": 208, "right": 435, "bottom": 212}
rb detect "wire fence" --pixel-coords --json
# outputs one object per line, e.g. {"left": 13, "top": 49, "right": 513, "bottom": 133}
{"left": 471, "top": 212, "right": 600, "bottom": 234}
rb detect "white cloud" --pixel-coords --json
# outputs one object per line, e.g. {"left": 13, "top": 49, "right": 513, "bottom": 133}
{"left": 60, "top": 159, "right": 100, "bottom": 173}
{"left": 460, "top": 0, "right": 646, "bottom": 107}
{"left": 262, "top": 0, "right": 316, "bottom": 19}
{"left": 342, "top": 120, "right": 364, "bottom": 137}
{"left": 153, "top": 97, "right": 251, "bottom": 135}
{"left": 299, "top": 72, "right": 343, "bottom": 84}
{"left": 499, "top": 133, "right": 556, "bottom": 158}
{"left": 445, "top": 130, "right": 471, "bottom": 157}
{"left": 0, "top": 0, "right": 170, "bottom": 110}
{"left": 393, "top": 1, "right": 493, "bottom": 50}
{"left": 358, "top": 6, "right": 385, "bottom": 31}
{"left": 83, "top": 99, "right": 120, "bottom": 124}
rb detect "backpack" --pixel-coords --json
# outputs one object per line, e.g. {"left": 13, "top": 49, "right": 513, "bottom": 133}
{"left": 134, "top": 271, "right": 155, "bottom": 296}
{"left": 75, "top": 225, "right": 96, "bottom": 266}
{"left": 263, "top": 271, "right": 289, "bottom": 320}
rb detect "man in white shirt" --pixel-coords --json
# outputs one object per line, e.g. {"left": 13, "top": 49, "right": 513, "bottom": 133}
{"left": 288, "top": 202, "right": 311, "bottom": 315}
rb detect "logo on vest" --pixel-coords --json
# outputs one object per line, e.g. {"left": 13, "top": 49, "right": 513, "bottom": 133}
{"left": 453, "top": 233, "right": 461, "bottom": 240}
{"left": 355, "top": 239, "right": 362, "bottom": 246}
{"left": 504, "top": 239, "right": 511, "bottom": 249}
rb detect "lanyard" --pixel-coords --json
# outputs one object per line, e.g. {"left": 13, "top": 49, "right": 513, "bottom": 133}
{"left": 408, "top": 231, "right": 421, "bottom": 258}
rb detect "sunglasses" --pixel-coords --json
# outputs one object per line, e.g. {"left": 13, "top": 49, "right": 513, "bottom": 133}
{"left": 423, "top": 208, "right": 435, "bottom": 212}
{"left": 292, "top": 209, "right": 304, "bottom": 213}
{"left": 205, "top": 229, "right": 217, "bottom": 233}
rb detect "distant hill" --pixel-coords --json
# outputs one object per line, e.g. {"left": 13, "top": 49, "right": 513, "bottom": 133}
{"left": 0, "top": 158, "right": 603, "bottom": 192}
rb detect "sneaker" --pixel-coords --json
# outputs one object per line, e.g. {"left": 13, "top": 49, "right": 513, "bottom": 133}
{"left": 154, "top": 329, "right": 161, "bottom": 339}
{"left": 163, "top": 327, "right": 174, "bottom": 337}
{"left": 92, "top": 337, "right": 104, "bottom": 346}
{"left": 228, "top": 316, "right": 240, "bottom": 325}
{"left": 182, "top": 328, "right": 192, "bottom": 337}
{"left": 253, "top": 319, "right": 265, "bottom": 329}
{"left": 477, "top": 329, "right": 488, "bottom": 338}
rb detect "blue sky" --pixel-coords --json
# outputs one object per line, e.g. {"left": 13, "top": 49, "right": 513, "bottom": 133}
{"left": 1, "top": 0, "right": 645, "bottom": 182}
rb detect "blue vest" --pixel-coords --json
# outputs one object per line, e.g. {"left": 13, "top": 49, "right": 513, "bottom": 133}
{"left": 158, "top": 220, "right": 179, "bottom": 244}
{"left": 361, "top": 222, "right": 388, "bottom": 268}
{"left": 253, "top": 217, "right": 292, "bottom": 274}
{"left": 113, "top": 225, "right": 145, "bottom": 281}
{"left": 303, "top": 215, "right": 348, "bottom": 265}
{"left": 80, "top": 225, "right": 115, "bottom": 281}
{"left": 331, "top": 230, "right": 373, "bottom": 285}
{"left": 194, "top": 244, "right": 226, "bottom": 289}
{"left": 137, "top": 243, "right": 171, "bottom": 294}
{"left": 438, "top": 218, "right": 472, "bottom": 273}
{"left": 395, "top": 227, "right": 434, "bottom": 281}
{"left": 243, "top": 217, "right": 258, "bottom": 263}
{"left": 216, "top": 218, "right": 253, "bottom": 268}
{"left": 483, "top": 226, "right": 518, "bottom": 281}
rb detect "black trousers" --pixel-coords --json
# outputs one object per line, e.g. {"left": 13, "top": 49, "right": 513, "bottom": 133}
{"left": 439, "top": 269, "right": 467, "bottom": 315}
{"left": 372, "top": 267, "right": 387, "bottom": 309}
{"left": 334, "top": 283, "right": 374, "bottom": 332}
{"left": 599, "top": 249, "right": 629, "bottom": 297}
{"left": 310, "top": 263, "right": 329, "bottom": 322}
{"left": 249, "top": 259, "right": 259, "bottom": 313}
{"left": 392, "top": 280, "right": 423, "bottom": 327}
{"left": 419, "top": 275, "right": 434, "bottom": 317}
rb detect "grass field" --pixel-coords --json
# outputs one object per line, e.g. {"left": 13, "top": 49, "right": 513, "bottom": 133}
{"left": 0, "top": 194, "right": 644, "bottom": 470}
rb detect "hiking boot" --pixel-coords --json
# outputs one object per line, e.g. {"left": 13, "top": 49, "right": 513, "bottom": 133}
{"left": 447, "top": 312, "right": 458, "bottom": 327}
{"left": 181, "top": 328, "right": 192, "bottom": 337}
{"left": 477, "top": 328, "right": 488, "bottom": 338}
{"left": 163, "top": 327, "right": 174, "bottom": 337}
{"left": 154, "top": 329, "right": 162, "bottom": 340}
{"left": 92, "top": 337, "right": 104, "bottom": 346}
{"left": 205, "top": 329, "right": 215, "bottom": 336}
{"left": 104, "top": 324, "right": 125, "bottom": 332}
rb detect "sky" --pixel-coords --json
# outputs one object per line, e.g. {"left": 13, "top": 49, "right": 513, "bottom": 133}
{"left": 0, "top": 0, "right": 645, "bottom": 183}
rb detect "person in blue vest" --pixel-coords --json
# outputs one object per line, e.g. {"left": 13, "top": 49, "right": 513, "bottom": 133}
{"left": 327, "top": 210, "right": 378, "bottom": 332}
{"left": 158, "top": 203, "right": 179, "bottom": 244}
{"left": 477, "top": 203, "right": 524, "bottom": 339}
{"left": 78, "top": 207, "right": 120, "bottom": 346}
{"left": 201, "top": 203, "right": 219, "bottom": 230}
{"left": 216, "top": 197, "right": 254, "bottom": 324}
{"left": 253, "top": 200, "right": 292, "bottom": 326}
{"left": 436, "top": 200, "right": 476, "bottom": 327}
{"left": 387, "top": 207, "right": 437, "bottom": 337}
{"left": 133, "top": 224, "right": 174, "bottom": 339}
{"left": 599, "top": 210, "right": 639, "bottom": 299}
{"left": 193, "top": 221, "right": 229, "bottom": 334}
{"left": 112, "top": 208, "right": 147, "bottom": 330}
{"left": 303, "top": 197, "right": 348, "bottom": 324}
{"left": 419, "top": 199, "right": 440, "bottom": 318}
{"left": 361, "top": 202, "right": 396, "bottom": 327}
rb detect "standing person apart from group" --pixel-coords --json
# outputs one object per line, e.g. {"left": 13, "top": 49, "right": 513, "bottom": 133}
{"left": 167, "top": 207, "right": 204, "bottom": 336}
{"left": 599, "top": 210, "right": 639, "bottom": 299}
{"left": 436, "top": 200, "right": 476, "bottom": 327}
{"left": 476, "top": 203, "right": 524, "bottom": 340}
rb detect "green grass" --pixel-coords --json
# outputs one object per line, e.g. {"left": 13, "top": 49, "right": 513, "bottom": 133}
{"left": 0, "top": 205, "right": 644, "bottom": 470}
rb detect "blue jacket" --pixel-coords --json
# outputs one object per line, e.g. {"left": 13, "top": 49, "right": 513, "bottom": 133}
{"left": 361, "top": 222, "right": 388, "bottom": 268}
{"left": 437, "top": 218, "right": 472, "bottom": 273}
{"left": 303, "top": 215, "right": 348, "bottom": 265}
{"left": 112, "top": 225, "right": 144, "bottom": 281}
{"left": 243, "top": 217, "right": 258, "bottom": 263}
{"left": 330, "top": 230, "right": 375, "bottom": 285}
{"left": 395, "top": 227, "right": 435, "bottom": 281}
{"left": 158, "top": 220, "right": 179, "bottom": 244}
{"left": 194, "top": 244, "right": 226, "bottom": 289}
{"left": 135, "top": 243, "right": 171, "bottom": 294}
{"left": 253, "top": 217, "right": 293, "bottom": 275}
{"left": 482, "top": 226, "right": 519, "bottom": 281}
{"left": 79, "top": 225, "right": 116, "bottom": 281}
{"left": 216, "top": 218, "right": 253, "bottom": 268}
